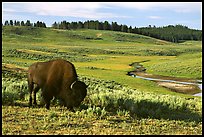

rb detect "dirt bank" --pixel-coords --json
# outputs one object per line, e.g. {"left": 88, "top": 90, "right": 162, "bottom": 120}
{"left": 157, "top": 81, "right": 200, "bottom": 95}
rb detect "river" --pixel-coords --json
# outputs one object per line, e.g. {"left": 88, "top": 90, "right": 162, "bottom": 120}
{"left": 128, "top": 62, "right": 202, "bottom": 97}
{"left": 130, "top": 74, "right": 202, "bottom": 96}
{"left": 193, "top": 84, "right": 202, "bottom": 96}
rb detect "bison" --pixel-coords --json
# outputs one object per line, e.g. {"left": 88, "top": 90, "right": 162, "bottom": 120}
{"left": 28, "top": 59, "right": 88, "bottom": 111}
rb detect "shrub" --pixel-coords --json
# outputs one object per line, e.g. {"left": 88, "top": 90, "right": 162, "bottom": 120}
{"left": 2, "top": 75, "right": 201, "bottom": 122}
{"left": 2, "top": 78, "right": 28, "bottom": 105}
{"left": 79, "top": 76, "right": 202, "bottom": 121}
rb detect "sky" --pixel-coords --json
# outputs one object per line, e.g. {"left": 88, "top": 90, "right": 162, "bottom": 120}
{"left": 2, "top": 2, "right": 202, "bottom": 30}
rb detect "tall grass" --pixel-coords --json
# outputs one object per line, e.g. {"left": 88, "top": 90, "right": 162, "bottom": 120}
{"left": 145, "top": 53, "right": 202, "bottom": 79}
{"left": 2, "top": 74, "right": 201, "bottom": 123}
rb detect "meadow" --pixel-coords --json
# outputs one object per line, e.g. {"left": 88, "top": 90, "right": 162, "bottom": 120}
{"left": 2, "top": 26, "right": 202, "bottom": 135}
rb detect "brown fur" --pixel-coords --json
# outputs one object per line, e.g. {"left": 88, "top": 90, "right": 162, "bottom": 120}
{"left": 28, "top": 59, "right": 87, "bottom": 110}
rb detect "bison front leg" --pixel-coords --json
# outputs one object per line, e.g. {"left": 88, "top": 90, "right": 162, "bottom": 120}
{"left": 59, "top": 95, "right": 75, "bottom": 112}
{"left": 41, "top": 95, "right": 51, "bottom": 109}
{"left": 67, "top": 106, "right": 75, "bottom": 112}
{"left": 41, "top": 88, "right": 53, "bottom": 110}
{"left": 45, "top": 101, "right": 51, "bottom": 110}
{"left": 42, "top": 95, "right": 52, "bottom": 110}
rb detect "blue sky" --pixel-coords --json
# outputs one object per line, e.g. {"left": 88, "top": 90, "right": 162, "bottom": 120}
{"left": 2, "top": 2, "right": 202, "bottom": 30}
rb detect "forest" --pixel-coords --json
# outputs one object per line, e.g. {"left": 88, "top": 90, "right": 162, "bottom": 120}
{"left": 3, "top": 19, "right": 202, "bottom": 43}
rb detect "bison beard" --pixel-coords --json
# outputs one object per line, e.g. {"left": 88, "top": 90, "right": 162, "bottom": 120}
{"left": 27, "top": 59, "right": 87, "bottom": 111}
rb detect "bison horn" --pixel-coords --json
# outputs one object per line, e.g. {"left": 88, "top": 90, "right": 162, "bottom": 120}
{"left": 70, "top": 81, "right": 77, "bottom": 89}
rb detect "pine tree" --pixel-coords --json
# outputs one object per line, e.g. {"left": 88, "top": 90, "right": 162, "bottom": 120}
{"left": 16, "top": 21, "right": 20, "bottom": 26}
{"left": 84, "top": 20, "right": 89, "bottom": 29}
{"left": 77, "top": 21, "right": 83, "bottom": 29}
{"left": 25, "top": 20, "right": 32, "bottom": 26}
{"left": 9, "top": 20, "right": 13, "bottom": 26}
{"left": 52, "top": 22, "right": 58, "bottom": 29}
{"left": 103, "top": 21, "right": 111, "bottom": 30}
{"left": 111, "top": 22, "right": 120, "bottom": 31}
{"left": 14, "top": 20, "right": 17, "bottom": 26}
{"left": 21, "top": 21, "right": 25, "bottom": 26}
{"left": 121, "top": 25, "right": 128, "bottom": 32}
{"left": 128, "top": 26, "right": 132, "bottom": 33}
{"left": 98, "top": 22, "right": 103, "bottom": 30}
{"left": 4, "top": 20, "right": 9, "bottom": 26}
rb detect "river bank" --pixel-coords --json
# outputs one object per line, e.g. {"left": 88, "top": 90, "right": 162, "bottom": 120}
{"left": 128, "top": 62, "right": 202, "bottom": 96}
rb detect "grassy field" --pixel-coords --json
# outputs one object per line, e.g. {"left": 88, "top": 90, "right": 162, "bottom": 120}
{"left": 2, "top": 26, "right": 202, "bottom": 135}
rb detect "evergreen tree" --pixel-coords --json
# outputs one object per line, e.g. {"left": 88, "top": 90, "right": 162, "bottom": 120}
{"left": 25, "top": 20, "right": 32, "bottom": 26}
{"left": 14, "top": 20, "right": 17, "bottom": 26}
{"left": 4, "top": 20, "right": 9, "bottom": 26}
{"left": 95, "top": 20, "right": 99, "bottom": 30}
{"left": 9, "top": 20, "right": 13, "bottom": 26}
{"left": 70, "top": 22, "right": 78, "bottom": 29}
{"left": 111, "top": 22, "right": 120, "bottom": 31}
{"left": 89, "top": 20, "right": 96, "bottom": 29}
{"left": 62, "top": 20, "right": 68, "bottom": 29}
{"left": 103, "top": 21, "right": 111, "bottom": 30}
{"left": 21, "top": 21, "right": 25, "bottom": 26}
{"left": 98, "top": 22, "right": 103, "bottom": 30}
{"left": 77, "top": 21, "right": 83, "bottom": 29}
{"left": 128, "top": 26, "right": 132, "bottom": 33}
{"left": 121, "top": 25, "right": 128, "bottom": 32}
{"left": 16, "top": 21, "right": 20, "bottom": 26}
{"left": 42, "top": 22, "right": 46, "bottom": 28}
{"left": 52, "top": 22, "right": 58, "bottom": 29}
{"left": 84, "top": 20, "right": 89, "bottom": 29}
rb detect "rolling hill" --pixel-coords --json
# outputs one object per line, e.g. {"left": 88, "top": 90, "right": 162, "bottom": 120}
{"left": 2, "top": 26, "right": 202, "bottom": 135}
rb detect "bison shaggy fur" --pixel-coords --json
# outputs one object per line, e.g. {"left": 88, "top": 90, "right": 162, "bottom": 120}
{"left": 28, "top": 59, "right": 88, "bottom": 111}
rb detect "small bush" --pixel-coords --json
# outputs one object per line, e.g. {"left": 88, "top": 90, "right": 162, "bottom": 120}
{"left": 2, "top": 78, "right": 28, "bottom": 105}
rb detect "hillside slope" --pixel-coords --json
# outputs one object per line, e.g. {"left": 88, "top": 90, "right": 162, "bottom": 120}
{"left": 2, "top": 26, "right": 202, "bottom": 135}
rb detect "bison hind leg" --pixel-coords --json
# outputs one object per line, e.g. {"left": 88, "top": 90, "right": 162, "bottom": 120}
{"left": 28, "top": 82, "right": 34, "bottom": 107}
{"left": 38, "top": 95, "right": 46, "bottom": 108}
{"left": 33, "top": 85, "right": 40, "bottom": 106}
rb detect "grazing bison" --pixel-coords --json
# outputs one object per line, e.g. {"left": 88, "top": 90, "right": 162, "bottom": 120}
{"left": 28, "top": 59, "right": 88, "bottom": 111}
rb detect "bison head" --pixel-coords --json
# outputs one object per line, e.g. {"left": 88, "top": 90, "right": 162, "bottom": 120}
{"left": 70, "top": 80, "right": 88, "bottom": 107}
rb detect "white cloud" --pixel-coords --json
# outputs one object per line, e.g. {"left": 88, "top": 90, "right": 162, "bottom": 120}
{"left": 105, "top": 2, "right": 159, "bottom": 10}
{"left": 104, "top": 2, "right": 201, "bottom": 12}
{"left": 2, "top": 2, "right": 201, "bottom": 30}
{"left": 3, "top": 2, "right": 122, "bottom": 19}
{"left": 3, "top": 2, "right": 201, "bottom": 19}
{"left": 148, "top": 16, "right": 162, "bottom": 19}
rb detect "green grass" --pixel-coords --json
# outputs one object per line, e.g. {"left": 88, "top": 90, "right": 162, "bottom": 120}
{"left": 2, "top": 75, "right": 202, "bottom": 135}
{"left": 143, "top": 52, "right": 202, "bottom": 79}
{"left": 2, "top": 105, "right": 202, "bottom": 135}
{"left": 2, "top": 26, "right": 202, "bottom": 135}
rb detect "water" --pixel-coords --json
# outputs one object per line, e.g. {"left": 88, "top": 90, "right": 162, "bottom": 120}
{"left": 193, "top": 84, "right": 202, "bottom": 96}
{"left": 130, "top": 74, "right": 202, "bottom": 96}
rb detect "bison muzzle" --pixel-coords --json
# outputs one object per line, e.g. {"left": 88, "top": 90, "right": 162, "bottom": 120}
{"left": 28, "top": 59, "right": 88, "bottom": 111}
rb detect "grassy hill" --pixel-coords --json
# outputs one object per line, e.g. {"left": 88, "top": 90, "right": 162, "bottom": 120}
{"left": 2, "top": 26, "right": 202, "bottom": 135}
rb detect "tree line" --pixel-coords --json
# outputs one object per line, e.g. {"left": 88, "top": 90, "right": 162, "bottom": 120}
{"left": 52, "top": 20, "right": 136, "bottom": 33}
{"left": 52, "top": 20, "right": 202, "bottom": 42}
{"left": 138, "top": 25, "right": 202, "bottom": 42}
{"left": 3, "top": 20, "right": 46, "bottom": 28}
{"left": 3, "top": 20, "right": 202, "bottom": 42}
